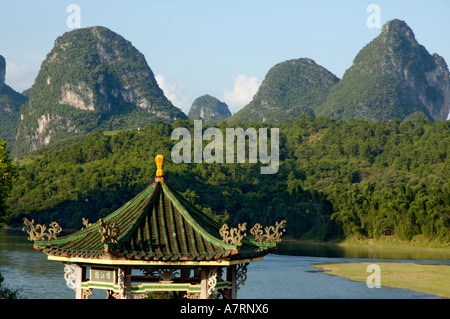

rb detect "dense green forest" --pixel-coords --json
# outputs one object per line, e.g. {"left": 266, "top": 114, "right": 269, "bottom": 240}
{"left": 3, "top": 116, "right": 449, "bottom": 242}
{"left": 0, "top": 140, "right": 17, "bottom": 227}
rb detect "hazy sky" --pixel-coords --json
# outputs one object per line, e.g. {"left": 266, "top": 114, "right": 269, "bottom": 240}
{"left": 1, "top": 0, "right": 449, "bottom": 115}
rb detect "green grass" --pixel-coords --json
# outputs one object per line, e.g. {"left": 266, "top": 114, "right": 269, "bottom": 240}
{"left": 339, "top": 236, "right": 450, "bottom": 249}
{"left": 313, "top": 262, "right": 450, "bottom": 298}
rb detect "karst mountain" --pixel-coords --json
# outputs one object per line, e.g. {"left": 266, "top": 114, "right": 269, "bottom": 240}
{"left": 188, "top": 94, "right": 231, "bottom": 124}
{"left": 12, "top": 26, "right": 187, "bottom": 158}
{"left": 317, "top": 19, "right": 450, "bottom": 122}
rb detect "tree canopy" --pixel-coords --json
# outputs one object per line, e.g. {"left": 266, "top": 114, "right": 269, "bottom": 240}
{"left": 4, "top": 116, "right": 450, "bottom": 243}
{"left": 0, "top": 140, "right": 17, "bottom": 229}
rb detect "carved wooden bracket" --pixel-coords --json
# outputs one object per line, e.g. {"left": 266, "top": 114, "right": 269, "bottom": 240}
{"left": 207, "top": 267, "right": 218, "bottom": 296}
{"left": 64, "top": 263, "right": 78, "bottom": 290}
{"left": 236, "top": 263, "right": 248, "bottom": 290}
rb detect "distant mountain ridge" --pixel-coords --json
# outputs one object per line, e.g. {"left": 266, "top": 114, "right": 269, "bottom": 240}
{"left": 317, "top": 19, "right": 450, "bottom": 122}
{"left": 12, "top": 26, "right": 187, "bottom": 158}
{"left": 228, "top": 58, "right": 338, "bottom": 123}
{"left": 228, "top": 20, "right": 449, "bottom": 124}
{"left": 0, "top": 55, "right": 28, "bottom": 148}
{"left": 188, "top": 94, "right": 231, "bottom": 124}
{"left": 6, "top": 19, "right": 450, "bottom": 158}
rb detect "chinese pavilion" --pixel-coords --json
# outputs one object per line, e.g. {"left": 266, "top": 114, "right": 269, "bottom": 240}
{"left": 23, "top": 155, "right": 285, "bottom": 299}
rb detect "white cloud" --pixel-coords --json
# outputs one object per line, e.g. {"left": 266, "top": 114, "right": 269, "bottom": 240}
{"left": 155, "top": 74, "right": 190, "bottom": 115}
{"left": 223, "top": 74, "right": 260, "bottom": 114}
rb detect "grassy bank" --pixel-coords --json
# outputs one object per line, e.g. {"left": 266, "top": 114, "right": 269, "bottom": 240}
{"left": 279, "top": 237, "right": 450, "bottom": 260}
{"left": 283, "top": 235, "right": 450, "bottom": 248}
{"left": 338, "top": 236, "right": 450, "bottom": 249}
{"left": 313, "top": 262, "right": 450, "bottom": 298}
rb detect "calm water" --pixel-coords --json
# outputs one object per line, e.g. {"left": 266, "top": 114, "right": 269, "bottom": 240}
{"left": 0, "top": 229, "right": 448, "bottom": 299}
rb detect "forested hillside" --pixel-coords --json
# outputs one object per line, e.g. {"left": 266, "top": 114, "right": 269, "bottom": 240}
{"left": 4, "top": 116, "right": 449, "bottom": 242}
{"left": 228, "top": 58, "right": 338, "bottom": 124}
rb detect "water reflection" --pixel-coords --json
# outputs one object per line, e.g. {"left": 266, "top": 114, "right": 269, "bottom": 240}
{"left": 0, "top": 229, "right": 71, "bottom": 298}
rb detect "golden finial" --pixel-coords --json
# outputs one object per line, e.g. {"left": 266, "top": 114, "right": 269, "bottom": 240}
{"left": 155, "top": 154, "right": 164, "bottom": 180}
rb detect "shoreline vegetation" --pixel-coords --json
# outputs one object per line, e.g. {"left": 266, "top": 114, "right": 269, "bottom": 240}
{"left": 279, "top": 237, "right": 450, "bottom": 260}
{"left": 312, "top": 262, "right": 450, "bottom": 299}
{"left": 280, "top": 236, "right": 450, "bottom": 250}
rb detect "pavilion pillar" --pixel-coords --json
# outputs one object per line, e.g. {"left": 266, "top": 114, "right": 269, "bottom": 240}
{"left": 228, "top": 265, "right": 237, "bottom": 299}
{"left": 74, "top": 264, "right": 83, "bottom": 299}
{"left": 119, "top": 266, "right": 132, "bottom": 299}
{"left": 200, "top": 267, "right": 208, "bottom": 299}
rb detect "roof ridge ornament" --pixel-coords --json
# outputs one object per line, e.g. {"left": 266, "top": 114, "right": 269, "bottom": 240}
{"left": 250, "top": 220, "right": 286, "bottom": 243}
{"left": 99, "top": 218, "right": 120, "bottom": 244}
{"left": 23, "top": 217, "right": 62, "bottom": 241}
{"left": 220, "top": 222, "right": 247, "bottom": 246}
{"left": 155, "top": 154, "right": 164, "bottom": 181}
{"left": 82, "top": 217, "right": 91, "bottom": 229}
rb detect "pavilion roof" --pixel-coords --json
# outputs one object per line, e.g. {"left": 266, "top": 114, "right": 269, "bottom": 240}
{"left": 31, "top": 155, "right": 281, "bottom": 264}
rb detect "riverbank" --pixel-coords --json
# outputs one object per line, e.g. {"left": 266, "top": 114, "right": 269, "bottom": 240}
{"left": 338, "top": 236, "right": 450, "bottom": 249}
{"left": 281, "top": 235, "right": 450, "bottom": 248}
{"left": 313, "top": 262, "right": 450, "bottom": 299}
{"left": 278, "top": 237, "right": 450, "bottom": 260}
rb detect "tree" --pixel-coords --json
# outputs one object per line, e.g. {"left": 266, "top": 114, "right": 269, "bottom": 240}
{"left": 4, "top": 118, "right": 449, "bottom": 242}
{"left": 0, "top": 140, "right": 21, "bottom": 299}
{"left": 0, "top": 271, "right": 21, "bottom": 299}
{"left": 0, "top": 140, "right": 17, "bottom": 229}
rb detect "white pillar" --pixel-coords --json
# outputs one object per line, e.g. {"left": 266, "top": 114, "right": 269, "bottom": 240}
{"left": 200, "top": 267, "right": 208, "bottom": 299}
{"left": 74, "top": 264, "right": 83, "bottom": 299}
{"left": 118, "top": 266, "right": 132, "bottom": 299}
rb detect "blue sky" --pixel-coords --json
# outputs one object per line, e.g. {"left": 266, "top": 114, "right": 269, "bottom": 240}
{"left": 1, "top": 0, "right": 449, "bottom": 115}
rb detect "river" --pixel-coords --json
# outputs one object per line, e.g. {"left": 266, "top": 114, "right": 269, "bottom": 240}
{"left": 0, "top": 229, "right": 448, "bottom": 299}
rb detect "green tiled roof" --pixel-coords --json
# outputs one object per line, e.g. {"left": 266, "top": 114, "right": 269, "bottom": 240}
{"left": 34, "top": 179, "right": 276, "bottom": 262}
